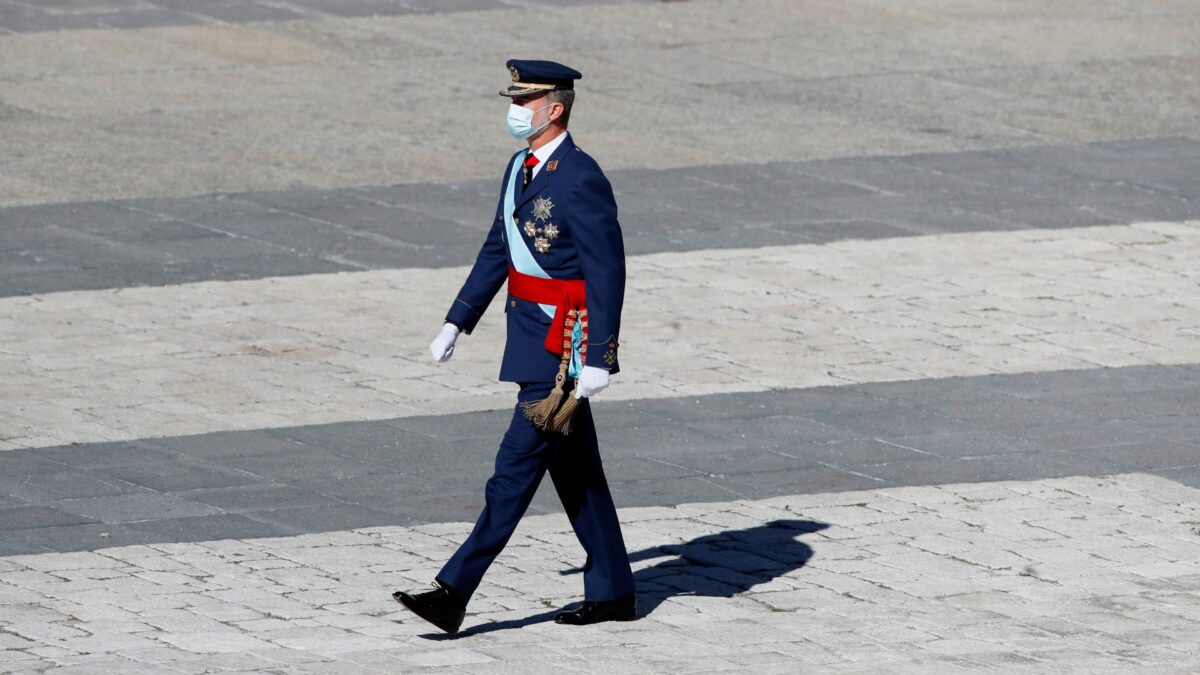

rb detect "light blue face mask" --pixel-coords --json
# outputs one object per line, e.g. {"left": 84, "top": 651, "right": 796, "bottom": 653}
{"left": 506, "top": 102, "right": 552, "bottom": 140}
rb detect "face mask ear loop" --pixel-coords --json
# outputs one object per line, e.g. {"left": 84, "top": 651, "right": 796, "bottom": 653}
{"left": 530, "top": 102, "right": 555, "bottom": 137}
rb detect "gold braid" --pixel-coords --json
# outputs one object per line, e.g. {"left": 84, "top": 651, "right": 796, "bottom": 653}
{"left": 520, "top": 307, "right": 587, "bottom": 434}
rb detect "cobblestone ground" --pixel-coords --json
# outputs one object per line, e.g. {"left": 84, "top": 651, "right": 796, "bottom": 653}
{"left": 4, "top": 220, "right": 1200, "bottom": 449}
{"left": 3, "top": 0, "right": 1200, "bottom": 672}
{"left": 2, "top": 474, "right": 1199, "bottom": 673}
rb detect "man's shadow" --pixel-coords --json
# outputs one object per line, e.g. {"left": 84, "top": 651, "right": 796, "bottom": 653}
{"left": 444, "top": 519, "right": 828, "bottom": 638}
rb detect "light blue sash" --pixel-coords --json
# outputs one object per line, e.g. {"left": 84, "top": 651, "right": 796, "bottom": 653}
{"left": 504, "top": 150, "right": 583, "bottom": 377}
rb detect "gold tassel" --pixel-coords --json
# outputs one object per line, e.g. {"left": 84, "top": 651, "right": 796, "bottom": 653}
{"left": 521, "top": 307, "right": 585, "bottom": 434}
{"left": 521, "top": 362, "right": 568, "bottom": 427}
{"left": 547, "top": 381, "right": 579, "bottom": 433}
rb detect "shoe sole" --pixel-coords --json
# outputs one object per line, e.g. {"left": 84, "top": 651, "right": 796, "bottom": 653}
{"left": 554, "top": 612, "right": 638, "bottom": 625}
{"left": 392, "top": 592, "right": 461, "bottom": 636}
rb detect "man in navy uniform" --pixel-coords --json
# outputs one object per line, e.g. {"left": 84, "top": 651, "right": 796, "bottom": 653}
{"left": 392, "top": 59, "right": 635, "bottom": 636}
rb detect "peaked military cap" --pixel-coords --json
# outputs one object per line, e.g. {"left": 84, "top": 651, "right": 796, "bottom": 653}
{"left": 500, "top": 59, "right": 583, "bottom": 97}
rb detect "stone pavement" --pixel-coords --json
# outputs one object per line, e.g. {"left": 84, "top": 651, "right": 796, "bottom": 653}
{"left": 4, "top": 0, "right": 1200, "bottom": 672}
{"left": 5, "top": 219, "right": 1200, "bottom": 449}
{"left": 2, "top": 474, "right": 1200, "bottom": 673}
{"left": 3, "top": 362, "right": 1200, "bottom": 557}
{"left": 3, "top": 0, "right": 1199, "bottom": 205}
{"left": 4, "top": 137, "right": 1199, "bottom": 296}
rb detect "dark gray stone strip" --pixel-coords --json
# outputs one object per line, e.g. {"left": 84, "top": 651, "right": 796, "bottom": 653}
{"left": 2, "top": 136, "right": 1198, "bottom": 298}
{"left": 0, "top": 0, "right": 631, "bottom": 34}
{"left": 2, "top": 363, "right": 1198, "bottom": 555}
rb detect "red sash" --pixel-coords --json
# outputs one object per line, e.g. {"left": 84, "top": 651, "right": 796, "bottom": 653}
{"left": 507, "top": 266, "right": 587, "bottom": 356}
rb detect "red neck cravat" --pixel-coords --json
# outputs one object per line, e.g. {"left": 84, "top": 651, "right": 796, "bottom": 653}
{"left": 523, "top": 154, "right": 540, "bottom": 187}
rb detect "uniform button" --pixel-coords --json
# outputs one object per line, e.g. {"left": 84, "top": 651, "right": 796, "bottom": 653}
{"left": 511, "top": 300, "right": 517, "bottom": 308}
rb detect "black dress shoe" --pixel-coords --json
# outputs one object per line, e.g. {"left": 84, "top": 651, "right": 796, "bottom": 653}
{"left": 392, "top": 580, "right": 466, "bottom": 636}
{"left": 554, "top": 593, "right": 637, "bottom": 625}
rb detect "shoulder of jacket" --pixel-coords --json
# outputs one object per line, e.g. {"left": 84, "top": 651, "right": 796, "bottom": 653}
{"left": 564, "top": 144, "right": 603, "bottom": 173}
{"left": 561, "top": 150, "right": 609, "bottom": 190}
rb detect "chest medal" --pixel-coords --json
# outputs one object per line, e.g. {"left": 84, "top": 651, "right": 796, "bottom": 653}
{"left": 523, "top": 198, "right": 560, "bottom": 254}
{"left": 532, "top": 196, "right": 554, "bottom": 222}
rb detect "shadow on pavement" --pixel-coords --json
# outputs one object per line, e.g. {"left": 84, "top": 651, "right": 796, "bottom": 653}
{"left": 443, "top": 519, "right": 829, "bottom": 638}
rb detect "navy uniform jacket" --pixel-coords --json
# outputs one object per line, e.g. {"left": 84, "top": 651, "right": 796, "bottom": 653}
{"left": 445, "top": 133, "right": 625, "bottom": 383}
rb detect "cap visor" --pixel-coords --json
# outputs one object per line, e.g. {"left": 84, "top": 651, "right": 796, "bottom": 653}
{"left": 499, "top": 85, "right": 548, "bottom": 97}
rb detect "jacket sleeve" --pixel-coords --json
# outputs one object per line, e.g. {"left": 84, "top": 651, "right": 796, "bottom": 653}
{"left": 444, "top": 161, "right": 514, "bottom": 334}
{"left": 568, "top": 168, "right": 626, "bottom": 371}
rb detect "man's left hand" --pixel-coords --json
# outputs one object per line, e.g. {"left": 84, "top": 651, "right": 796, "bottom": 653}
{"left": 573, "top": 366, "right": 610, "bottom": 399}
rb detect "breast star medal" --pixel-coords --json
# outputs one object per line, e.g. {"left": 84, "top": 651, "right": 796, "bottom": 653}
{"left": 523, "top": 199, "right": 559, "bottom": 254}
{"left": 532, "top": 196, "right": 554, "bottom": 222}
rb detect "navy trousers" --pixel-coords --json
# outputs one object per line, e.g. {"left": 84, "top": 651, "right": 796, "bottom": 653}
{"left": 436, "top": 381, "right": 636, "bottom": 603}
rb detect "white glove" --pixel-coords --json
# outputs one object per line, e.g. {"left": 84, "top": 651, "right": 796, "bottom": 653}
{"left": 573, "top": 366, "right": 610, "bottom": 399}
{"left": 429, "top": 323, "right": 460, "bottom": 362}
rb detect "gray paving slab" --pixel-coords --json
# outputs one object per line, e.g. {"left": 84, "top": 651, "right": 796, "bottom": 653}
{"left": 287, "top": 471, "right": 469, "bottom": 504}
{"left": 0, "top": 494, "right": 28, "bottom": 509}
{"left": 48, "top": 493, "right": 224, "bottom": 524}
{"left": 774, "top": 438, "right": 934, "bottom": 466}
{"left": 172, "top": 484, "right": 340, "bottom": 511}
{"left": 1091, "top": 198, "right": 1200, "bottom": 224}
{"left": 124, "top": 513, "right": 298, "bottom": 540}
{"left": 1128, "top": 415, "right": 1200, "bottom": 445}
{"left": 975, "top": 364, "right": 1200, "bottom": 398}
{"left": 1152, "top": 465, "right": 1200, "bottom": 489}
{"left": 263, "top": 427, "right": 448, "bottom": 471}
{"left": 212, "top": 448, "right": 396, "bottom": 483}
{"left": 366, "top": 491, "right": 513, "bottom": 525}
{"left": 681, "top": 415, "right": 860, "bottom": 448}
{"left": 653, "top": 447, "right": 814, "bottom": 478}
{"left": 600, "top": 456, "right": 704, "bottom": 482}
{"left": 0, "top": 453, "right": 71, "bottom": 476}
{"left": 849, "top": 451, "right": 1119, "bottom": 487}
{"left": 147, "top": 430, "right": 307, "bottom": 460}
{"left": 1003, "top": 420, "right": 1178, "bottom": 452}
{"left": 868, "top": 431, "right": 1048, "bottom": 461}
{"left": 94, "top": 461, "right": 265, "bottom": 492}
{"left": 1076, "top": 441, "right": 1200, "bottom": 472}
{"left": 31, "top": 441, "right": 181, "bottom": 469}
{"left": 0, "top": 470, "right": 150, "bottom": 502}
{"left": 0, "top": 505, "right": 98, "bottom": 531}
{"left": 1039, "top": 389, "right": 1200, "bottom": 420}
{"left": 240, "top": 503, "right": 400, "bottom": 531}
{"left": 0, "top": 523, "right": 163, "bottom": 556}
{"left": 4, "top": 363, "right": 1199, "bottom": 553}
{"left": 3, "top": 137, "right": 1199, "bottom": 296}
{"left": 772, "top": 219, "right": 915, "bottom": 243}
{"left": 802, "top": 405, "right": 984, "bottom": 438}
{"left": 994, "top": 139, "right": 1200, "bottom": 197}
{"left": 705, "top": 467, "right": 887, "bottom": 498}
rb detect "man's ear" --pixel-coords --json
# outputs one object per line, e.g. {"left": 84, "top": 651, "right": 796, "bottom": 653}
{"left": 548, "top": 102, "right": 564, "bottom": 123}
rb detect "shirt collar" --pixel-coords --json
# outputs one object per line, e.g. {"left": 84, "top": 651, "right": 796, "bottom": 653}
{"left": 531, "top": 130, "right": 569, "bottom": 165}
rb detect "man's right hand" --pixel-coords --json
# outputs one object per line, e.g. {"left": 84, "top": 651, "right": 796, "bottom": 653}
{"left": 430, "top": 323, "right": 461, "bottom": 363}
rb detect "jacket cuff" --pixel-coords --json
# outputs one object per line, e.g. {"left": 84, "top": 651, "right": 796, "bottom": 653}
{"left": 445, "top": 298, "right": 481, "bottom": 335}
{"left": 589, "top": 335, "right": 618, "bottom": 370}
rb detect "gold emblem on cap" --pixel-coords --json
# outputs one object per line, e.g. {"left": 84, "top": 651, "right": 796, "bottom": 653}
{"left": 508, "top": 65, "right": 520, "bottom": 81}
